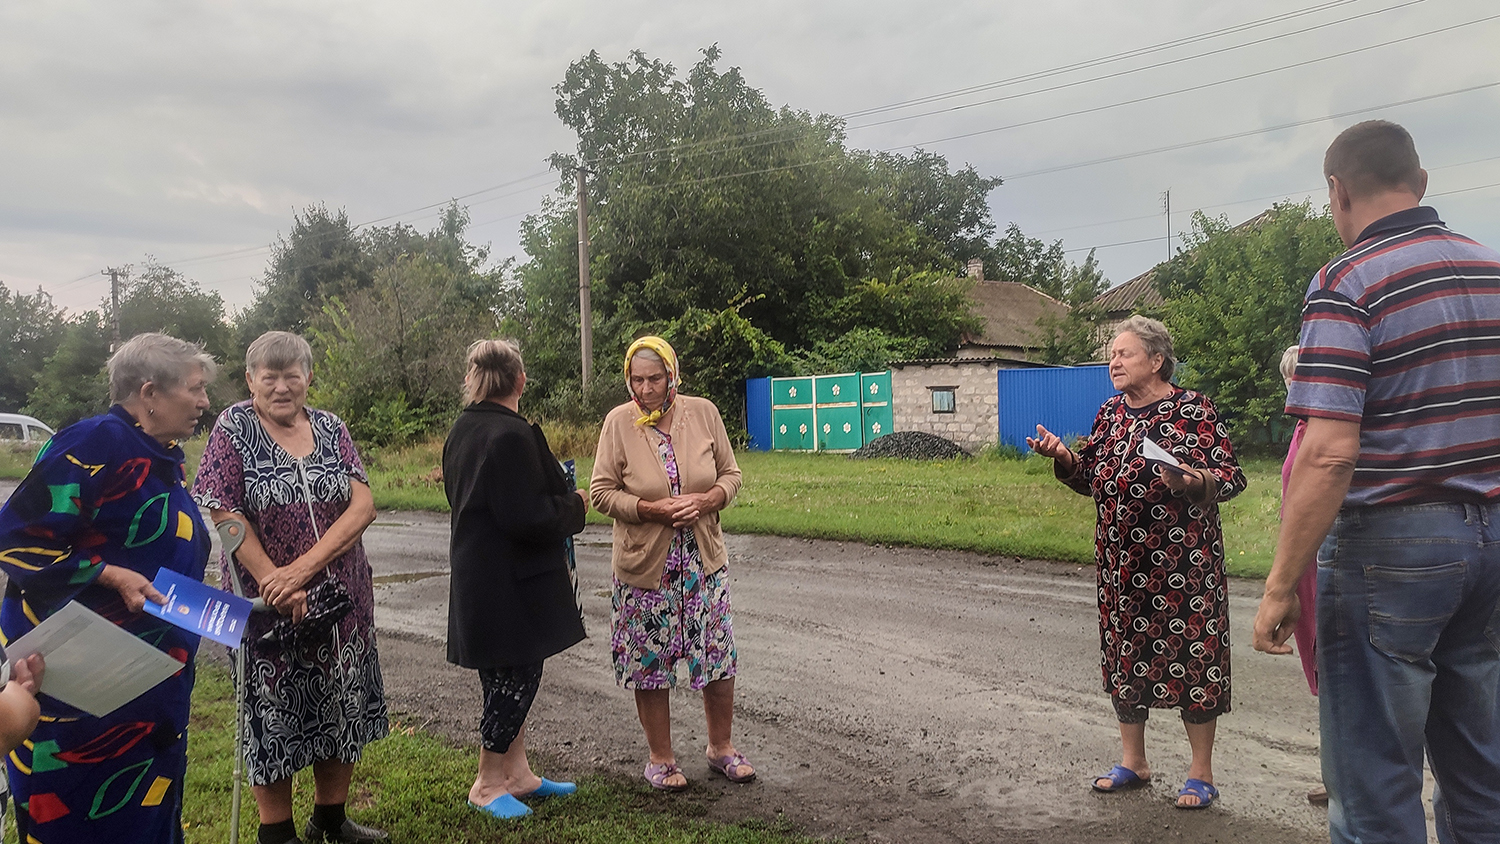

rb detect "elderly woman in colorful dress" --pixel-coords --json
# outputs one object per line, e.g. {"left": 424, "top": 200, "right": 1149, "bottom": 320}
{"left": 1028, "top": 315, "right": 1246, "bottom": 810}
{"left": 192, "top": 331, "right": 388, "bottom": 844}
{"left": 590, "top": 336, "right": 753, "bottom": 791}
{"left": 444, "top": 339, "right": 587, "bottom": 820}
{"left": 0, "top": 333, "right": 215, "bottom": 843}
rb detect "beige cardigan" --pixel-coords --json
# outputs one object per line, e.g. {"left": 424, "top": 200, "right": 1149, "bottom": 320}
{"left": 590, "top": 395, "right": 743, "bottom": 589}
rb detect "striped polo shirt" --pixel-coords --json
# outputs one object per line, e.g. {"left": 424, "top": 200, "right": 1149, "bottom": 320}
{"left": 1286, "top": 206, "right": 1500, "bottom": 507}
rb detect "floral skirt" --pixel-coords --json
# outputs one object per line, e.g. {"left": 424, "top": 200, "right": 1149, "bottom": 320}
{"left": 610, "top": 529, "right": 737, "bottom": 690}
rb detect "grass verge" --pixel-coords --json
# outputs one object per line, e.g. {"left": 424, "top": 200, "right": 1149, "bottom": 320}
{"left": 360, "top": 442, "right": 1283, "bottom": 579}
{"left": 184, "top": 662, "right": 819, "bottom": 844}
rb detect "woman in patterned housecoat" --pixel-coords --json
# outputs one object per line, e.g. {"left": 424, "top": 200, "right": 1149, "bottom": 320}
{"left": 1029, "top": 315, "right": 1246, "bottom": 811}
{"left": 192, "top": 331, "right": 388, "bottom": 844}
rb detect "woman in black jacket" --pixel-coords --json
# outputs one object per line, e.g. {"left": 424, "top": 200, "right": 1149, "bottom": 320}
{"left": 443, "top": 339, "right": 588, "bottom": 820}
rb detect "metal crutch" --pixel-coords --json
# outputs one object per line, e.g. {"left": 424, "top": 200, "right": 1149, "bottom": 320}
{"left": 215, "top": 518, "right": 269, "bottom": 844}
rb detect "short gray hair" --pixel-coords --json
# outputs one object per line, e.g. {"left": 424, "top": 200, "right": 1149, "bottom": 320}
{"left": 1280, "top": 344, "right": 1299, "bottom": 387}
{"left": 245, "top": 331, "right": 313, "bottom": 376}
{"left": 1113, "top": 315, "right": 1176, "bottom": 383}
{"left": 108, "top": 333, "right": 219, "bottom": 403}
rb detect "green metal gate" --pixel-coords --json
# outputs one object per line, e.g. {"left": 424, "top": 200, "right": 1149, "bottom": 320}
{"left": 771, "top": 377, "right": 815, "bottom": 450}
{"left": 860, "top": 371, "right": 893, "bottom": 443}
{"left": 769, "top": 371, "right": 891, "bottom": 451}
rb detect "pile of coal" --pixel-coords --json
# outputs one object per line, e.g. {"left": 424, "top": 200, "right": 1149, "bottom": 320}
{"left": 848, "top": 431, "right": 967, "bottom": 460}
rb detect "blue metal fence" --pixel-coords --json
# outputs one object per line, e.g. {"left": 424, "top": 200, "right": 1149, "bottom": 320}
{"left": 997, "top": 365, "right": 1118, "bottom": 451}
{"left": 745, "top": 377, "right": 772, "bottom": 451}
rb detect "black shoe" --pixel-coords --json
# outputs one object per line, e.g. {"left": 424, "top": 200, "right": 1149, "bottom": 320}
{"left": 303, "top": 818, "right": 389, "bottom": 844}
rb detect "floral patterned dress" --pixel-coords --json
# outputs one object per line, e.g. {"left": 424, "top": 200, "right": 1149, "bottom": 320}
{"left": 0, "top": 405, "right": 210, "bottom": 844}
{"left": 610, "top": 428, "right": 737, "bottom": 690}
{"left": 191, "top": 401, "right": 388, "bottom": 785}
{"left": 1060, "top": 388, "right": 1246, "bottom": 722}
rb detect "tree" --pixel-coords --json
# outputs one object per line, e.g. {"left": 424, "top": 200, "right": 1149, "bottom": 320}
{"left": 517, "top": 47, "right": 997, "bottom": 409}
{"left": 24, "top": 312, "right": 111, "bottom": 428}
{"left": 1031, "top": 249, "right": 1109, "bottom": 364}
{"left": 239, "top": 205, "right": 369, "bottom": 340}
{"left": 0, "top": 283, "right": 66, "bottom": 411}
{"left": 308, "top": 254, "right": 505, "bottom": 445}
{"left": 1157, "top": 201, "right": 1343, "bottom": 446}
{"left": 657, "top": 306, "right": 792, "bottom": 431}
{"left": 23, "top": 263, "right": 236, "bottom": 428}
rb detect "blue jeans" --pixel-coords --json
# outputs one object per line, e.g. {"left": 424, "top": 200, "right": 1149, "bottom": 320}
{"left": 1318, "top": 503, "right": 1500, "bottom": 844}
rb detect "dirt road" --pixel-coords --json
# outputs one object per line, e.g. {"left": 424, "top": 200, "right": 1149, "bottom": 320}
{"left": 0, "top": 480, "right": 1328, "bottom": 842}
{"left": 361, "top": 511, "right": 1328, "bottom": 844}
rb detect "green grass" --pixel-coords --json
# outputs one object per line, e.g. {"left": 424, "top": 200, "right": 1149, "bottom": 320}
{"left": 360, "top": 442, "right": 1285, "bottom": 579}
{"left": 184, "top": 663, "right": 820, "bottom": 844}
{"left": 1, "top": 431, "right": 1283, "bottom": 578}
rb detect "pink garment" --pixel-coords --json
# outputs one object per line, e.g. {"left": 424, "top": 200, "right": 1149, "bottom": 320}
{"left": 1281, "top": 419, "right": 1318, "bottom": 696}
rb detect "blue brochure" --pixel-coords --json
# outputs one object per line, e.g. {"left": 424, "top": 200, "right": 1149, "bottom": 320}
{"left": 142, "top": 568, "right": 254, "bottom": 647}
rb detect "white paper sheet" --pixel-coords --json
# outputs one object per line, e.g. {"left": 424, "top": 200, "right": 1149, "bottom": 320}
{"left": 5, "top": 601, "right": 186, "bottom": 717}
{"left": 1139, "top": 437, "right": 1190, "bottom": 476}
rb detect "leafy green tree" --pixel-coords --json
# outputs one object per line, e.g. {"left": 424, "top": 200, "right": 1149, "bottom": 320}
{"left": 0, "top": 283, "right": 66, "bottom": 411}
{"left": 792, "top": 328, "right": 927, "bottom": 376}
{"left": 308, "top": 254, "right": 504, "bottom": 445}
{"left": 657, "top": 306, "right": 792, "bottom": 430}
{"left": 1158, "top": 200, "right": 1343, "bottom": 446}
{"left": 24, "top": 264, "right": 235, "bottom": 427}
{"left": 518, "top": 47, "right": 997, "bottom": 408}
{"left": 24, "top": 313, "right": 111, "bottom": 428}
{"left": 239, "top": 205, "right": 369, "bottom": 340}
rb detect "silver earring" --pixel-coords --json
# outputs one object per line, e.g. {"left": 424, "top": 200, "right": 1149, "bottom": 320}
{"left": 148, "top": 408, "right": 155, "bottom": 416}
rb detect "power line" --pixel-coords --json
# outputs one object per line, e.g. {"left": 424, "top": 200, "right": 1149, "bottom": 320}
{"left": 1033, "top": 153, "right": 1500, "bottom": 238}
{"left": 588, "top": 0, "right": 1401, "bottom": 168}
{"left": 893, "top": 13, "right": 1500, "bottom": 150}
{"left": 843, "top": 0, "right": 1376, "bottom": 118}
{"left": 1000, "top": 81, "right": 1500, "bottom": 180}
{"left": 847, "top": 0, "right": 1425, "bottom": 132}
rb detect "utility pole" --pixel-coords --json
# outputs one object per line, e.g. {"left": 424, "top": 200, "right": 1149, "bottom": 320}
{"left": 103, "top": 267, "right": 124, "bottom": 351}
{"left": 576, "top": 167, "right": 593, "bottom": 391}
{"left": 1161, "top": 189, "right": 1171, "bottom": 262}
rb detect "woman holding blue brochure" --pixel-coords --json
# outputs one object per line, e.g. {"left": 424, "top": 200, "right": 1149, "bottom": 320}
{"left": 1028, "top": 316, "right": 1245, "bottom": 810}
{"left": 443, "top": 339, "right": 588, "bottom": 820}
{"left": 0, "top": 333, "right": 216, "bottom": 844}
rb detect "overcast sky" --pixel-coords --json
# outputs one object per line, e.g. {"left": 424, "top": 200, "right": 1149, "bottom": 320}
{"left": 3, "top": 0, "right": 1497, "bottom": 315}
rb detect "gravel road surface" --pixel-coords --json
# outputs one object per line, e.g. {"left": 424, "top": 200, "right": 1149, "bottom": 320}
{"left": 1, "top": 479, "right": 1336, "bottom": 842}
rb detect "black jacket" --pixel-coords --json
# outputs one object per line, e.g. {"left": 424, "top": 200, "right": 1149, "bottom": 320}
{"left": 443, "top": 402, "right": 586, "bottom": 669}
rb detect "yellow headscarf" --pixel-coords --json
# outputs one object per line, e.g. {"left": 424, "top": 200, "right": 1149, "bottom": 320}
{"left": 624, "top": 336, "right": 680, "bottom": 427}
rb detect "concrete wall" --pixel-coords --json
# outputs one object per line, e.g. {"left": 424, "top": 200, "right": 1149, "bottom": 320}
{"left": 890, "top": 361, "right": 1002, "bottom": 449}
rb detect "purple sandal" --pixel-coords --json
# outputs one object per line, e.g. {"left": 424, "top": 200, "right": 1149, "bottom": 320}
{"left": 644, "top": 761, "right": 689, "bottom": 792}
{"left": 708, "top": 752, "right": 756, "bottom": 783}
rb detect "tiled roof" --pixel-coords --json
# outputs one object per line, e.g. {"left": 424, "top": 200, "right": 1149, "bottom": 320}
{"left": 963, "top": 281, "right": 1071, "bottom": 349}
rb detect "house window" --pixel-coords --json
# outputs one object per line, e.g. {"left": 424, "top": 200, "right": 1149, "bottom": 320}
{"left": 930, "top": 387, "right": 956, "bottom": 414}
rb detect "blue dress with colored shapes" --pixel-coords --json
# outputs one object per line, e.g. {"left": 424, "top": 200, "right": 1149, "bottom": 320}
{"left": 0, "top": 405, "right": 210, "bottom": 844}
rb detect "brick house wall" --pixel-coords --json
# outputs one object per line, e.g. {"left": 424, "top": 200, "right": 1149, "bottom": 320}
{"left": 890, "top": 359, "right": 1007, "bottom": 450}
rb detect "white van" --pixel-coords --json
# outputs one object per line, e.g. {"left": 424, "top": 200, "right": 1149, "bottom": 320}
{"left": 0, "top": 413, "right": 55, "bottom": 445}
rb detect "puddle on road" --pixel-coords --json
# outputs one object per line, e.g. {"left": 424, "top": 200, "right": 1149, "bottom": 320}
{"left": 372, "top": 571, "right": 447, "bottom": 585}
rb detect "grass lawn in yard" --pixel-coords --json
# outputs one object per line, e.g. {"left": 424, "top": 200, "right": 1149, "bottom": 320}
{"left": 182, "top": 663, "right": 817, "bottom": 844}
{"left": 2, "top": 432, "right": 1284, "bottom": 578}
{"left": 360, "top": 441, "right": 1284, "bottom": 579}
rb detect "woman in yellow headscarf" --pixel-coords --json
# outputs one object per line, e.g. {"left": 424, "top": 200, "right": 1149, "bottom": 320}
{"left": 590, "top": 337, "right": 753, "bottom": 791}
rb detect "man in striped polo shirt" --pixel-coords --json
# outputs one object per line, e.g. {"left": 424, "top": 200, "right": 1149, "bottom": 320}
{"left": 1254, "top": 120, "right": 1500, "bottom": 843}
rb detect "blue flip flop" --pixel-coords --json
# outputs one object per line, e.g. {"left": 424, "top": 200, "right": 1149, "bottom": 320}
{"left": 469, "top": 793, "right": 532, "bottom": 819}
{"left": 1092, "top": 764, "right": 1151, "bottom": 793}
{"left": 523, "top": 778, "right": 577, "bottom": 799}
{"left": 1176, "top": 778, "right": 1219, "bottom": 809}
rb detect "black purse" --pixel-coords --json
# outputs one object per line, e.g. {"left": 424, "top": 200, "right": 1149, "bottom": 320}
{"left": 261, "top": 577, "right": 354, "bottom": 649}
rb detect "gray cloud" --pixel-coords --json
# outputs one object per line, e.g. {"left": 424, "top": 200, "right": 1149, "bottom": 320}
{"left": 2, "top": 0, "right": 1496, "bottom": 314}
